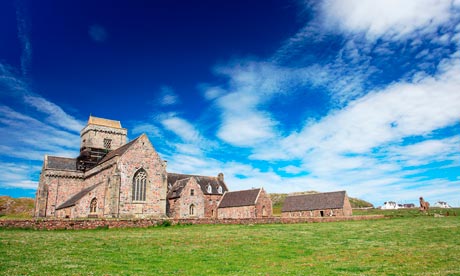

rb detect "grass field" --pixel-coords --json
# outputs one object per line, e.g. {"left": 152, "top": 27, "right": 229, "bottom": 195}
{"left": 1, "top": 212, "right": 460, "bottom": 275}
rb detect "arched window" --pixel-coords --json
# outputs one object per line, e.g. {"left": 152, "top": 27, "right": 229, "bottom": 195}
{"left": 132, "top": 169, "right": 147, "bottom": 202}
{"left": 90, "top": 198, "right": 97, "bottom": 213}
{"left": 262, "top": 205, "right": 267, "bottom": 217}
{"left": 207, "top": 184, "right": 212, "bottom": 193}
{"left": 189, "top": 204, "right": 195, "bottom": 216}
{"left": 217, "top": 185, "right": 222, "bottom": 194}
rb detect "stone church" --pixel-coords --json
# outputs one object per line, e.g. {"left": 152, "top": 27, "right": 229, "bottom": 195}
{"left": 34, "top": 116, "right": 228, "bottom": 219}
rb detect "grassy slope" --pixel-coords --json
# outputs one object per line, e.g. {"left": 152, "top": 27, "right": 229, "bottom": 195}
{"left": 1, "top": 214, "right": 460, "bottom": 275}
{"left": 0, "top": 196, "right": 34, "bottom": 219}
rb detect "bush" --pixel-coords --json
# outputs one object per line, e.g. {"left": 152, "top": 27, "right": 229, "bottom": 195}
{"left": 159, "top": 220, "right": 171, "bottom": 227}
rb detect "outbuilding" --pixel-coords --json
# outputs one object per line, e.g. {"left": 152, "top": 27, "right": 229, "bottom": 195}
{"left": 281, "top": 191, "right": 352, "bottom": 218}
{"left": 217, "top": 188, "right": 272, "bottom": 219}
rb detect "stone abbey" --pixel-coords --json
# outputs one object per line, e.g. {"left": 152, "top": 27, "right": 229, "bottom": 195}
{"left": 34, "top": 116, "right": 273, "bottom": 219}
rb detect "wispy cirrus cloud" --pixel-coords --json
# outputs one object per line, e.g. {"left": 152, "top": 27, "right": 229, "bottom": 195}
{"left": 15, "top": 0, "right": 32, "bottom": 76}
{"left": 159, "top": 86, "right": 180, "bottom": 106}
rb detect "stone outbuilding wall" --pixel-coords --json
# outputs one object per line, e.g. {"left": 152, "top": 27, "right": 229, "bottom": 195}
{"left": 217, "top": 188, "right": 272, "bottom": 219}
{"left": 281, "top": 191, "right": 353, "bottom": 218}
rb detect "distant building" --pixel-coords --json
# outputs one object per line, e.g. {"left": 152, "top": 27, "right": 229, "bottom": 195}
{"left": 217, "top": 188, "right": 272, "bottom": 219}
{"left": 403, "top": 203, "right": 415, "bottom": 208}
{"left": 281, "top": 191, "right": 352, "bottom": 218}
{"left": 381, "top": 201, "right": 399, "bottom": 210}
{"left": 433, "top": 201, "right": 451, "bottom": 208}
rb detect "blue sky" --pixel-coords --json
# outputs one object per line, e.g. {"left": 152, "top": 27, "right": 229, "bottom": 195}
{"left": 1, "top": 0, "right": 459, "bottom": 207}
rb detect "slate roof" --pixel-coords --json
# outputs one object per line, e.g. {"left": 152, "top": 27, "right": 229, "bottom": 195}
{"left": 167, "top": 173, "right": 228, "bottom": 197}
{"left": 281, "top": 191, "right": 347, "bottom": 212}
{"left": 97, "top": 137, "right": 139, "bottom": 164}
{"left": 167, "top": 178, "right": 191, "bottom": 199}
{"left": 46, "top": 156, "right": 77, "bottom": 171}
{"left": 56, "top": 182, "right": 103, "bottom": 210}
{"left": 218, "top": 188, "right": 261, "bottom": 208}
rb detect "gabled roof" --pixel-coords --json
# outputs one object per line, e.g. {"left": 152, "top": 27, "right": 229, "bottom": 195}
{"left": 167, "top": 173, "right": 228, "bottom": 196}
{"left": 97, "top": 137, "right": 140, "bottom": 165}
{"left": 282, "top": 191, "right": 347, "bottom": 212}
{"left": 88, "top": 116, "right": 122, "bottom": 129}
{"left": 46, "top": 156, "right": 77, "bottom": 171}
{"left": 56, "top": 182, "right": 103, "bottom": 210}
{"left": 167, "top": 178, "right": 191, "bottom": 199}
{"left": 218, "top": 188, "right": 261, "bottom": 208}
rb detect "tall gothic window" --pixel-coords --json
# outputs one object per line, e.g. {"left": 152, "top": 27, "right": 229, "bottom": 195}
{"left": 207, "top": 184, "right": 212, "bottom": 193}
{"left": 132, "top": 169, "right": 147, "bottom": 202}
{"left": 90, "top": 198, "right": 97, "bottom": 213}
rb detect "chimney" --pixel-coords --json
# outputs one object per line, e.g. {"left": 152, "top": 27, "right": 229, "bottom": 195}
{"left": 217, "top": 172, "right": 224, "bottom": 182}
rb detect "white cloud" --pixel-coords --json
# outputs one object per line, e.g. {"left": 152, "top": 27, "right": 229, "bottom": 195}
{"left": 159, "top": 86, "right": 180, "bottom": 106}
{"left": 319, "top": 0, "right": 455, "bottom": 39}
{"left": 23, "top": 95, "right": 84, "bottom": 132}
{"left": 15, "top": 0, "right": 32, "bottom": 76}
{"left": 161, "top": 116, "right": 202, "bottom": 144}
{"left": 0, "top": 162, "right": 41, "bottom": 189}
{"left": 279, "top": 165, "right": 304, "bottom": 174}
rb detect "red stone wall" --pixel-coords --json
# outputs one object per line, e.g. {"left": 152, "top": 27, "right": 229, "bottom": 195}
{"left": 254, "top": 189, "right": 272, "bottom": 217}
{"left": 0, "top": 215, "right": 385, "bottom": 230}
{"left": 218, "top": 205, "right": 256, "bottom": 219}
{"left": 343, "top": 194, "right": 353, "bottom": 216}
{"left": 204, "top": 194, "right": 222, "bottom": 218}
{"left": 168, "top": 178, "right": 205, "bottom": 219}
{"left": 117, "top": 135, "right": 167, "bottom": 218}
{"left": 38, "top": 171, "right": 84, "bottom": 218}
{"left": 281, "top": 208, "right": 350, "bottom": 218}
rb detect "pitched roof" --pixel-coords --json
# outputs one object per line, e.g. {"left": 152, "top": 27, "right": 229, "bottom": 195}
{"left": 218, "top": 188, "right": 261, "bottom": 208}
{"left": 46, "top": 156, "right": 77, "bottom": 171}
{"left": 97, "top": 137, "right": 139, "bottom": 164}
{"left": 56, "top": 182, "right": 103, "bottom": 210}
{"left": 282, "top": 191, "right": 347, "bottom": 212}
{"left": 88, "top": 116, "right": 122, "bottom": 129}
{"left": 167, "top": 178, "right": 191, "bottom": 199}
{"left": 167, "top": 173, "right": 228, "bottom": 196}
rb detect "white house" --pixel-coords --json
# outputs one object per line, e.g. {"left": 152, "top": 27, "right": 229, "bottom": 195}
{"left": 381, "top": 201, "right": 399, "bottom": 209}
{"left": 433, "top": 201, "right": 451, "bottom": 208}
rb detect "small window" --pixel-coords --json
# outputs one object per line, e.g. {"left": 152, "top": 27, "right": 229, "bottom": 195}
{"left": 104, "top": 138, "right": 112, "bottom": 149}
{"left": 207, "top": 185, "right": 212, "bottom": 193}
{"left": 189, "top": 204, "right": 195, "bottom": 216}
{"left": 262, "top": 205, "right": 267, "bottom": 217}
{"left": 90, "top": 198, "right": 97, "bottom": 213}
{"left": 217, "top": 185, "right": 222, "bottom": 194}
{"left": 190, "top": 189, "right": 195, "bottom": 196}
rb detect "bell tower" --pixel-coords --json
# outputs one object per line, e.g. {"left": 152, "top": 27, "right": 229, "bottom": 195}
{"left": 77, "top": 116, "right": 127, "bottom": 171}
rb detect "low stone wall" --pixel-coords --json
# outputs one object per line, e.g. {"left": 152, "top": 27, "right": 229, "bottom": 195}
{"left": 0, "top": 215, "right": 384, "bottom": 230}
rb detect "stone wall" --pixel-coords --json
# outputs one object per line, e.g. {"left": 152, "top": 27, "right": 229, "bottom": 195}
{"left": 254, "top": 189, "right": 272, "bottom": 217}
{"left": 0, "top": 215, "right": 384, "bottom": 230}
{"left": 218, "top": 205, "right": 256, "bottom": 219}
{"left": 117, "top": 135, "right": 167, "bottom": 218}
{"left": 282, "top": 208, "right": 348, "bottom": 218}
{"left": 204, "top": 194, "right": 222, "bottom": 218}
{"left": 80, "top": 124, "right": 127, "bottom": 150}
{"left": 168, "top": 178, "right": 205, "bottom": 219}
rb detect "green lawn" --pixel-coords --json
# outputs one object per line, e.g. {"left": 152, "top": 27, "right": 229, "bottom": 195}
{"left": 1, "top": 215, "right": 460, "bottom": 275}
